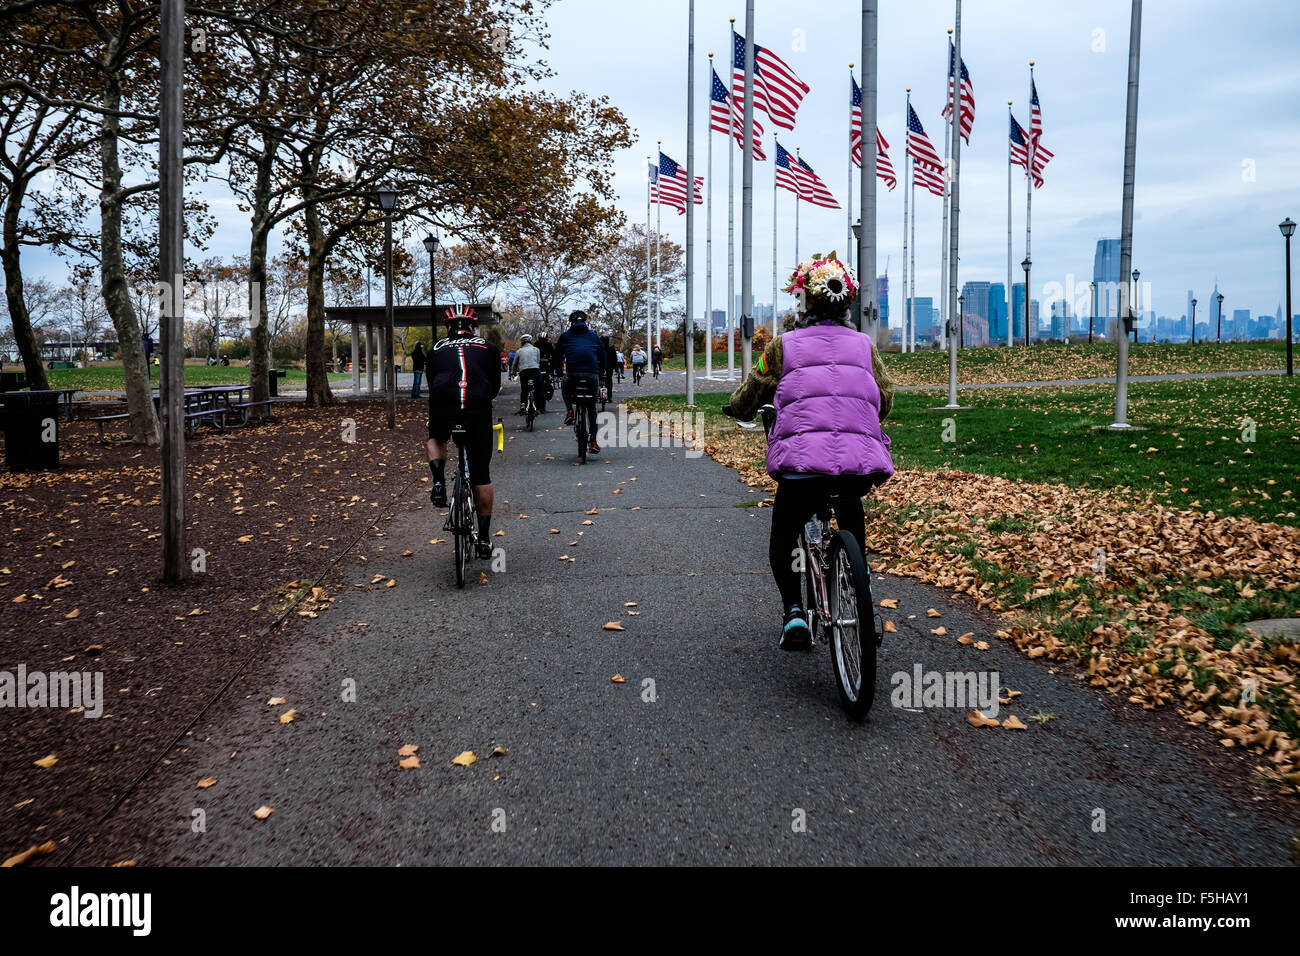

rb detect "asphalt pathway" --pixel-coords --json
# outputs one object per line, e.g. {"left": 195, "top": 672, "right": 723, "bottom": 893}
{"left": 75, "top": 379, "right": 1298, "bottom": 865}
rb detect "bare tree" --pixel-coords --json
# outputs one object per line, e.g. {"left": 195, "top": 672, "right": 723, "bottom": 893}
{"left": 53, "top": 265, "right": 109, "bottom": 361}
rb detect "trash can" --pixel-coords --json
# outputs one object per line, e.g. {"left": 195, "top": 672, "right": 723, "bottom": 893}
{"left": 1, "top": 389, "right": 61, "bottom": 471}
{"left": 268, "top": 368, "right": 286, "bottom": 397}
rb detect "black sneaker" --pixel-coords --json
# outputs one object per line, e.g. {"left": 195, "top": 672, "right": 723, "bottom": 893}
{"left": 476, "top": 539, "right": 493, "bottom": 560}
{"left": 779, "top": 605, "right": 812, "bottom": 652}
{"left": 430, "top": 482, "right": 447, "bottom": 508}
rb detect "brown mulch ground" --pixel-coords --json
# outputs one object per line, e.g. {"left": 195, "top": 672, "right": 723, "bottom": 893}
{"left": 0, "top": 400, "right": 430, "bottom": 865}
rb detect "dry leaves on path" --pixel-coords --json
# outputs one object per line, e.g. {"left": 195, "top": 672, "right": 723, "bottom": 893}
{"left": 451, "top": 751, "right": 477, "bottom": 767}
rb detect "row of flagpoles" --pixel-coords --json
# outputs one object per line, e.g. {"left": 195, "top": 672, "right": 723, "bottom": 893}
{"left": 648, "top": 1, "right": 1057, "bottom": 388}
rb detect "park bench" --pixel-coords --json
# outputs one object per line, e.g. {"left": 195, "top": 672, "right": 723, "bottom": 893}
{"left": 91, "top": 413, "right": 131, "bottom": 443}
{"left": 184, "top": 407, "right": 227, "bottom": 437}
{"left": 231, "top": 399, "right": 278, "bottom": 425}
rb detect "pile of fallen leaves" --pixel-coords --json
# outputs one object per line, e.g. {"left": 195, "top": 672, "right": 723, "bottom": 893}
{"left": 699, "top": 426, "right": 1300, "bottom": 794}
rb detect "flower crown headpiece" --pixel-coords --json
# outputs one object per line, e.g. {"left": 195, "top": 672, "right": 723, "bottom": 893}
{"left": 782, "top": 251, "right": 859, "bottom": 309}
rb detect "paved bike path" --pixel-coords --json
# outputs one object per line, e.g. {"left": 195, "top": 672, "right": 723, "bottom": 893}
{"left": 74, "top": 384, "right": 1297, "bottom": 865}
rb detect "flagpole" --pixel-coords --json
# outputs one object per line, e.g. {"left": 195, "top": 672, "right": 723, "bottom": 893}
{"left": 1111, "top": 0, "right": 1142, "bottom": 429}
{"left": 909, "top": 155, "right": 916, "bottom": 351}
{"left": 847, "top": 65, "right": 855, "bottom": 274}
{"left": 1007, "top": 101, "right": 1014, "bottom": 348}
{"left": 646, "top": 155, "right": 652, "bottom": 351}
{"left": 1026, "top": 63, "right": 1035, "bottom": 346}
{"left": 655, "top": 141, "right": 662, "bottom": 350}
{"left": 940, "top": 28, "right": 952, "bottom": 353}
{"left": 685, "top": 0, "right": 696, "bottom": 407}
{"left": 741, "top": 0, "right": 754, "bottom": 377}
{"left": 772, "top": 132, "right": 779, "bottom": 342}
{"left": 943, "top": 2, "right": 961, "bottom": 409}
{"left": 706, "top": 52, "right": 715, "bottom": 381}
{"left": 902, "top": 88, "right": 910, "bottom": 353}
{"left": 727, "top": 18, "right": 736, "bottom": 380}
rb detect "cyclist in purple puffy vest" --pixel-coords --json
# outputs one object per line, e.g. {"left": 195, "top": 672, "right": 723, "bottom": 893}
{"left": 725, "top": 252, "right": 894, "bottom": 650}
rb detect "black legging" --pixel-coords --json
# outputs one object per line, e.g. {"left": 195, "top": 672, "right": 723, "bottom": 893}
{"left": 768, "top": 476, "right": 870, "bottom": 610}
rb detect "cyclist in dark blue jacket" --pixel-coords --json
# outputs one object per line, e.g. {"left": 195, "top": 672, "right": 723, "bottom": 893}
{"left": 556, "top": 310, "right": 606, "bottom": 453}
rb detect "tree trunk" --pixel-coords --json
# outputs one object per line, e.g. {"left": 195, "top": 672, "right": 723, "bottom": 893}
{"left": 246, "top": 145, "right": 275, "bottom": 410}
{"left": 2, "top": 183, "right": 50, "bottom": 390}
{"left": 100, "top": 76, "right": 158, "bottom": 445}
{"left": 302, "top": 197, "right": 334, "bottom": 406}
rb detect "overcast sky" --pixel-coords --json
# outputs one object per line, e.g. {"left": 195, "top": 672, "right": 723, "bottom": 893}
{"left": 20, "top": 0, "right": 1297, "bottom": 326}
{"left": 539, "top": 0, "right": 1300, "bottom": 321}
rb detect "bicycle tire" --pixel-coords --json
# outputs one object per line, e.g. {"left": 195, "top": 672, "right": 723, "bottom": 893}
{"left": 828, "top": 530, "right": 876, "bottom": 718}
{"left": 576, "top": 404, "right": 587, "bottom": 464}
{"left": 453, "top": 485, "right": 467, "bottom": 590}
{"left": 802, "top": 530, "right": 821, "bottom": 645}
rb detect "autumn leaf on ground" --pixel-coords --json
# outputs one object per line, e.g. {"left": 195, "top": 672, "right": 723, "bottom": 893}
{"left": 975, "top": 641, "right": 990, "bottom": 650}
{"left": 237, "top": 535, "right": 252, "bottom": 544}
{"left": 385, "top": 579, "right": 396, "bottom": 588}
{"left": 585, "top": 508, "right": 598, "bottom": 515}
{"left": 397, "top": 744, "right": 419, "bottom": 757}
{"left": 33, "top": 755, "right": 57, "bottom": 770}
{"left": 279, "top": 709, "right": 296, "bottom": 724}
{"left": 879, "top": 598, "right": 900, "bottom": 609}
{"left": 401, "top": 550, "right": 413, "bottom": 556}
{"left": 493, "top": 529, "right": 505, "bottom": 536}
{"left": 1, "top": 841, "right": 56, "bottom": 868}
{"left": 926, "top": 608, "right": 942, "bottom": 618}
{"left": 267, "top": 697, "right": 286, "bottom": 706}
{"left": 253, "top": 806, "right": 274, "bottom": 820}
{"left": 399, "top": 756, "right": 421, "bottom": 770}
{"left": 967, "top": 710, "right": 1000, "bottom": 728}
{"left": 883, "top": 620, "right": 897, "bottom": 633}
{"left": 480, "top": 572, "right": 488, "bottom": 584}
{"left": 931, "top": 627, "right": 948, "bottom": 637}
{"left": 1002, "top": 715, "right": 1028, "bottom": 731}
{"left": 452, "top": 751, "right": 477, "bottom": 766}
{"left": 612, "top": 488, "right": 622, "bottom": 494}
{"left": 611, "top": 674, "right": 627, "bottom": 683}
{"left": 197, "top": 777, "right": 217, "bottom": 789}
{"left": 489, "top": 746, "right": 508, "bottom": 757}
{"left": 581, "top": 520, "right": 594, "bottom": 526}
{"left": 83, "top": 645, "right": 102, "bottom": 655}
{"left": 624, "top": 602, "right": 638, "bottom": 607}
{"left": 603, "top": 622, "right": 626, "bottom": 631}
{"left": 64, "top": 609, "right": 80, "bottom": 619}
{"left": 549, "top": 528, "right": 560, "bottom": 534}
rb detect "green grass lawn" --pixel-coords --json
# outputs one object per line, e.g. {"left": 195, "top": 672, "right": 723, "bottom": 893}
{"left": 628, "top": 373, "right": 1300, "bottom": 526}
{"left": 45, "top": 365, "right": 350, "bottom": 392}
{"left": 664, "top": 340, "right": 1290, "bottom": 383}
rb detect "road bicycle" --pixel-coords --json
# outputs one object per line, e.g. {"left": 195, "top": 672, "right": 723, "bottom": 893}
{"left": 522, "top": 376, "right": 539, "bottom": 432}
{"left": 569, "top": 376, "right": 598, "bottom": 464}
{"left": 735, "top": 404, "right": 880, "bottom": 718}
{"left": 443, "top": 419, "right": 504, "bottom": 589}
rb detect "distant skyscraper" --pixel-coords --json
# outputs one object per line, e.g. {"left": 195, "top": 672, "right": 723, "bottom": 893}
{"left": 988, "top": 282, "right": 1007, "bottom": 344}
{"left": 1233, "top": 308, "right": 1251, "bottom": 341}
{"left": 1011, "top": 283, "right": 1027, "bottom": 339}
{"left": 907, "top": 296, "right": 935, "bottom": 342}
{"left": 877, "top": 275, "right": 889, "bottom": 327}
{"left": 1050, "top": 299, "right": 1068, "bottom": 340}
{"left": 960, "top": 280, "right": 990, "bottom": 345}
{"left": 1093, "top": 238, "right": 1122, "bottom": 320}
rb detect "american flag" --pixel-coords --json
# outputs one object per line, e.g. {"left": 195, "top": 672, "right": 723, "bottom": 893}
{"left": 941, "top": 41, "right": 975, "bottom": 144}
{"left": 793, "top": 155, "right": 840, "bottom": 209}
{"left": 912, "top": 157, "right": 946, "bottom": 197}
{"left": 651, "top": 152, "right": 702, "bottom": 215}
{"left": 906, "top": 103, "right": 945, "bottom": 174}
{"left": 1030, "top": 76, "right": 1043, "bottom": 144}
{"left": 848, "top": 79, "right": 895, "bottom": 188}
{"left": 774, "top": 141, "right": 802, "bottom": 197}
{"left": 731, "top": 29, "right": 809, "bottom": 133}
{"left": 1010, "top": 112, "right": 1052, "bottom": 187}
{"left": 710, "top": 68, "right": 766, "bottom": 160}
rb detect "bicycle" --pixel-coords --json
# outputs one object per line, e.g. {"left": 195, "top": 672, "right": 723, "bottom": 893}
{"left": 737, "top": 404, "right": 880, "bottom": 718}
{"left": 443, "top": 419, "right": 504, "bottom": 588}
{"left": 569, "top": 376, "right": 598, "bottom": 464}
{"left": 522, "top": 376, "right": 539, "bottom": 432}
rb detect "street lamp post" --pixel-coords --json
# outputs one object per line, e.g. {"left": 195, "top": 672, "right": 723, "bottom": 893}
{"left": 957, "top": 294, "right": 965, "bottom": 348}
{"left": 1281, "top": 217, "right": 1295, "bottom": 376}
{"left": 1089, "top": 281, "right": 1096, "bottom": 344}
{"left": 1216, "top": 292, "right": 1224, "bottom": 342}
{"left": 377, "top": 186, "right": 398, "bottom": 429}
{"left": 1131, "top": 269, "right": 1140, "bottom": 343}
{"left": 851, "top": 219, "right": 863, "bottom": 330}
{"left": 1190, "top": 298, "right": 1197, "bottom": 345}
{"left": 1021, "top": 257, "right": 1031, "bottom": 345}
{"left": 423, "top": 233, "right": 440, "bottom": 346}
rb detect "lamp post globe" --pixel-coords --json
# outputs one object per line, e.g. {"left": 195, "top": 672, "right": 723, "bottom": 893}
{"left": 423, "top": 233, "right": 440, "bottom": 344}
{"left": 1216, "top": 292, "right": 1224, "bottom": 342}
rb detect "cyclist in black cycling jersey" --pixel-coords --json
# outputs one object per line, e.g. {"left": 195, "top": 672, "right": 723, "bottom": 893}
{"left": 425, "top": 306, "right": 501, "bottom": 559}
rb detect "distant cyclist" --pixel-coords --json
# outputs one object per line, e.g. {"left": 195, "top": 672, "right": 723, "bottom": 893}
{"left": 630, "top": 345, "right": 647, "bottom": 385}
{"left": 614, "top": 346, "right": 625, "bottom": 382}
{"left": 556, "top": 309, "right": 605, "bottom": 454}
{"left": 651, "top": 344, "right": 663, "bottom": 377}
{"left": 425, "top": 306, "right": 500, "bottom": 559}
{"left": 513, "top": 333, "right": 543, "bottom": 414}
{"left": 723, "top": 254, "right": 895, "bottom": 650}
{"left": 599, "top": 334, "right": 616, "bottom": 403}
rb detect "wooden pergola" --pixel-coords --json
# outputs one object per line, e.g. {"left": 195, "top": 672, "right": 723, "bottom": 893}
{"left": 323, "top": 303, "right": 501, "bottom": 395}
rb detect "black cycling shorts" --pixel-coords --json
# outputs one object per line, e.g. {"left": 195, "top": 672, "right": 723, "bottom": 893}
{"left": 428, "top": 406, "right": 493, "bottom": 485}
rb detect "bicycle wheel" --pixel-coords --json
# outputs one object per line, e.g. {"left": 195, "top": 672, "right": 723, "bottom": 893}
{"left": 802, "top": 530, "right": 822, "bottom": 645}
{"left": 828, "top": 530, "right": 876, "bottom": 718}
{"left": 452, "top": 471, "right": 469, "bottom": 589}
{"left": 576, "top": 405, "right": 587, "bottom": 464}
